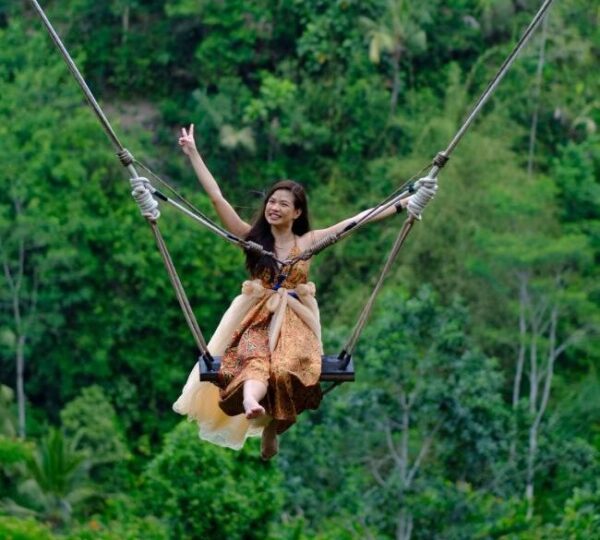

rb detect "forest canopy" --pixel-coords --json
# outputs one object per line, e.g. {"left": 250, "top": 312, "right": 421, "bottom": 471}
{"left": 0, "top": 1, "right": 598, "bottom": 538}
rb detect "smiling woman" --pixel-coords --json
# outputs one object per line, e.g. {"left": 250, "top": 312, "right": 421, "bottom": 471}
{"left": 173, "top": 124, "right": 409, "bottom": 459}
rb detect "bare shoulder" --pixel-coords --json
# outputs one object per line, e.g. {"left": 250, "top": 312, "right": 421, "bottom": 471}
{"left": 296, "top": 231, "right": 316, "bottom": 251}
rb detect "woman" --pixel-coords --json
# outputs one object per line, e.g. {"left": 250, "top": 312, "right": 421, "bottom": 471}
{"left": 173, "top": 124, "right": 409, "bottom": 459}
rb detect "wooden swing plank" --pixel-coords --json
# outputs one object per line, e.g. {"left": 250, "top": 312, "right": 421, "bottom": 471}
{"left": 198, "top": 355, "right": 355, "bottom": 383}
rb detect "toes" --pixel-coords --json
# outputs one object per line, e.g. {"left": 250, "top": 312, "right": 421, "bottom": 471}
{"left": 245, "top": 405, "right": 265, "bottom": 420}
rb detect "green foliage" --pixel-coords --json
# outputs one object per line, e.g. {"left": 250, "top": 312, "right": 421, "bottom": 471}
{"left": 548, "top": 482, "right": 600, "bottom": 538}
{"left": 0, "top": 436, "right": 32, "bottom": 466}
{"left": 1, "top": 428, "right": 95, "bottom": 526}
{"left": 279, "top": 287, "right": 512, "bottom": 537}
{"left": 140, "top": 421, "right": 283, "bottom": 540}
{"left": 59, "top": 386, "right": 130, "bottom": 492}
{"left": 60, "top": 386, "right": 128, "bottom": 466}
{"left": 64, "top": 513, "right": 168, "bottom": 540}
{"left": 0, "top": 512, "right": 168, "bottom": 540}
{"left": 0, "top": 515, "right": 55, "bottom": 540}
{"left": 0, "top": 385, "right": 16, "bottom": 437}
{"left": 1, "top": 0, "right": 598, "bottom": 538}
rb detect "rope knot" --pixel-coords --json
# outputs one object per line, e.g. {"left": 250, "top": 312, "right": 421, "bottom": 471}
{"left": 407, "top": 175, "right": 438, "bottom": 220}
{"left": 118, "top": 149, "right": 134, "bottom": 167}
{"left": 433, "top": 152, "right": 450, "bottom": 168}
{"left": 130, "top": 176, "right": 160, "bottom": 221}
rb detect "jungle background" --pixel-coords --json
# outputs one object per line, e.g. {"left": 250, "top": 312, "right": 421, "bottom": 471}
{"left": 0, "top": 1, "right": 599, "bottom": 538}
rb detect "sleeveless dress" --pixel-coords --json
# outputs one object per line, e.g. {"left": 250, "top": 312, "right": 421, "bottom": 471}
{"left": 173, "top": 244, "right": 323, "bottom": 449}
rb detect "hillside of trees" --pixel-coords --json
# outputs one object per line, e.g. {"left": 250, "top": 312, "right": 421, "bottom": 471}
{"left": 1, "top": 1, "right": 599, "bottom": 538}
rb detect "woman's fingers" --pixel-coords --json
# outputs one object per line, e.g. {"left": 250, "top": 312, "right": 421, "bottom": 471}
{"left": 179, "top": 125, "right": 196, "bottom": 154}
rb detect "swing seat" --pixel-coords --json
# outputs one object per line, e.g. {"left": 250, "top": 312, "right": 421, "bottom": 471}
{"left": 198, "top": 354, "right": 355, "bottom": 383}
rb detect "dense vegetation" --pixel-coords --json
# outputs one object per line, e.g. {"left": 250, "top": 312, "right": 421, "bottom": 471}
{"left": 1, "top": 0, "right": 598, "bottom": 538}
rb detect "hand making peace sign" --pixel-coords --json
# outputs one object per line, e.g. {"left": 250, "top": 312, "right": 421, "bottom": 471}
{"left": 178, "top": 123, "right": 197, "bottom": 156}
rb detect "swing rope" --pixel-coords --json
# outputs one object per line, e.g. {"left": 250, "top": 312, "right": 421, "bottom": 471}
{"left": 283, "top": 161, "right": 432, "bottom": 265}
{"left": 26, "top": 0, "right": 219, "bottom": 359}
{"left": 288, "top": 0, "right": 555, "bottom": 266}
{"left": 335, "top": 0, "right": 555, "bottom": 362}
{"left": 29, "top": 0, "right": 556, "bottom": 379}
{"left": 28, "top": 0, "right": 287, "bottom": 364}
{"left": 443, "top": 0, "right": 555, "bottom": 158}
{"left": 26, "top": 0, "right": 452, "bottom": 270}
{"left": 131, "top": 160, "right": 285, "bottom": 263}
{"left": 28, "top": 0, "right": 283, "bottom": 264}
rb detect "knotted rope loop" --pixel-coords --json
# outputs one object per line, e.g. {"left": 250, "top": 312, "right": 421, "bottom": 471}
{"left": 433, "top": 152, "right": 450, "bottom": 168}
{"left": 243, "top": 240, "right": 279, "bottom": 261}
{"left": 118, "top": 148, "right": 134, "bottom": 167}
{"left": 244, "top": 240, "right": 267, "bottom": 253}
{"left": 407, "top": 175, "right": 438, "bottom": 220}
{"left": 288, "top": 233, "right": 338, "bottom": 265}
{"left": 130, "top": 176, "right": 160, "bottom": 221}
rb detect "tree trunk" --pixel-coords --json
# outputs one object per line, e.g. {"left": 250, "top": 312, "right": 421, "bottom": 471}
{"left": 122, "top": 4, "right": 130, "bottom": 44}
{"left": 510, "top": 273, "right": 529, "bottom": 463}
{"left": 529, "top": 323, "right": 539, "bottom": 415}
{"left": 16, "top": 334, "right": 26, "bottom": 438}
{"left": 513, "top": 274, "right": 528, "bottom": 409}
{"left": 390, "top": 50, "right": 401, "bottom": 115}
{"left": 525, "top": 421, "right": 538, "bottom": 520}
{"left": 527, "top": 14, "right": 549, "bottom": 176}
{"left": 396, "top": 508, "right": 413, "bottom": 540}
{"left": 525, "top": 304, "right": 580, "bottom": 521}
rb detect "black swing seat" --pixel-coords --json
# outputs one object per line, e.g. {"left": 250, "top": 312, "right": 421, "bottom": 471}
{"left": 198, "top": 354, "right": 355, "bottom": 383}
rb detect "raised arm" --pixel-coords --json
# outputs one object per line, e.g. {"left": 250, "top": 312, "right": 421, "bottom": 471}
{"left": 299, "top": 198, "right": 410, "bottom": 249}
{"left": 179, "top": 124, "right": 251, "bottom": 238}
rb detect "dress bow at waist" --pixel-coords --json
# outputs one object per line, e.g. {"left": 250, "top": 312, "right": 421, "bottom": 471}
{"left": 240, "top": 279, "right": 322, "bottom": 353}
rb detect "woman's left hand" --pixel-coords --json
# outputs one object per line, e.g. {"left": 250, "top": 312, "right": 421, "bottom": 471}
{"left": 178, "top": 124, "right": 197, "bottom": 156}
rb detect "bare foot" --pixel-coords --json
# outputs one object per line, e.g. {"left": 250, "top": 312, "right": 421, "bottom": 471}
{"left": 243, "top": 399, "right": 265, "bottom": 420}
{"left": 261, "top": 421, "right": 278, "bottom": 460}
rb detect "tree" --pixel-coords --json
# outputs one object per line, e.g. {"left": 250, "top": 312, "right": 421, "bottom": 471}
{"left": 140, "top": 421, "right": 284, "bottom": 540}
{"left": 361, "top": 0, "right": 430, "bottom": 114}
{"left": 280, "top": 287, "right": 512, "bottom": 539}
{"left": 1, "top": 428, "right": 96, "bottom": 526}
{"left": 470, "top": 181, "right": 597, "bottom": 518}
{"left": 60, "top": 386, "right": 130, "bottom": 490}
{"left": 0, "top": 23, "right": 89, "bottom": 438}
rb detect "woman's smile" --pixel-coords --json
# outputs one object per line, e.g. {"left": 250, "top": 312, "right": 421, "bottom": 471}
{"left": 265, "top": 189, "right": 299, "bottom": 225}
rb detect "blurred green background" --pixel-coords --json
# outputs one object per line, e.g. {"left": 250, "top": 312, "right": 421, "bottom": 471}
{"left": 0, "top": 1, "right": 598, "bottom": 538}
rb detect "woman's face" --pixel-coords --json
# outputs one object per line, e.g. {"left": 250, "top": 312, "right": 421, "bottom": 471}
{"left": 265, "top": 189, "right": 301, "bottom": 227}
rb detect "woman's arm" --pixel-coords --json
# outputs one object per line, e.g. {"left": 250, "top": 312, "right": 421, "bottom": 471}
{"left": 179, "top": 124, "right": 251, "bottom": 238}
{"left": 298, "top": 197, "right": 410, "bottom": 249}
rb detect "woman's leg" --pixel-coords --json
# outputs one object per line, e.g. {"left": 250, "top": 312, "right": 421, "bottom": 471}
{"left": 243, "top": 379, "right": 268, "bottom": 419}
{"left": 261, "top": 420, "right": 278, "bottom": 460}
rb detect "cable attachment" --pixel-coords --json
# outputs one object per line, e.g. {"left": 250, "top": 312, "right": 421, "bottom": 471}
{"left": 130, "top": 176, "right": 160, "bottom": 221}
{"left": 117, "top": 148, "right": 134, "bottom": 167}
{"left": 301, "top": 233, "right": 338, "bottom": 260}
{"left": 244, "top": 240, "right": 267, "bottom": 253}
{"left": 407, "top": 175, "right": 438, "bottom": 220}
{"left": 198, "top": 350, "right": 215, "bottom": 375}
{"left": 337, "top": 349, "right": 352, "bottom": 370}
{"left": 433, "top": 151, "right": 449, "bottom": 168}
{"left": 244, "top": 240, "right": 277, "bottom": 259}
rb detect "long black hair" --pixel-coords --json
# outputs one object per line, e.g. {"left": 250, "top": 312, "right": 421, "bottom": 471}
{"left": 245, "top": 180, "right": 310, "bottom": 279}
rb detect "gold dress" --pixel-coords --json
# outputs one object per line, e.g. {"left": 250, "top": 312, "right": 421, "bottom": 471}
{"left": 173, "top": 245, "right": 322, "bottom": 448}
{"left": 217, "top": 246, "right": 322, "bottom": 435}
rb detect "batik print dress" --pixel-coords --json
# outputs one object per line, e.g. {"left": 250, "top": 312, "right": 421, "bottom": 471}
{"left": 173, "top": 244, "right": 323, "bottom": 448}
